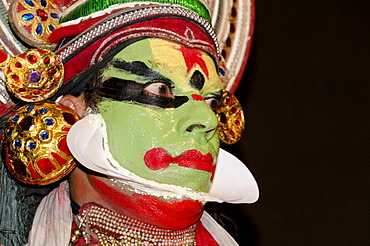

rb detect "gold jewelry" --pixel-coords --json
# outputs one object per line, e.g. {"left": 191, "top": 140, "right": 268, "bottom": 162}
{"left": 216, "top": 90, "right": 245, "bottom": 144}
{"left": 4, "top": 49, "right": 64, "bottom": 102}
{"left": 70, "top": 227, "right": 83, "bottom": 244}
{"left": 72, "top": 203, "right": 196, "bottom": 245}
{"left": 8, "top": 0, "right": 60, "bottom": 49}
{"left": 2, "top": 102, "right": 79, "bottom": 185}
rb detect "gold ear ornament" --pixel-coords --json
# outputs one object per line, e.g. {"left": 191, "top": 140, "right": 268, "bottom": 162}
{"left": 215, "top": 90, "right": 245, "bottom": 144}
{"left": 1, "top": 101, "right": 79, "bottom": 185}
{"left": 3, "top": 49, "right": 64, "bottom": 102}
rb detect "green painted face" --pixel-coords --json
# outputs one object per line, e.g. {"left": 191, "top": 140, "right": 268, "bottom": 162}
{"left": 98, "top": 38, "right": 222, "bottom": 192}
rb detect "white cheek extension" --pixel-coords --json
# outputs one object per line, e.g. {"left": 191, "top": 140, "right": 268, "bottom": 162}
{"left": 67, "top": 113, "right": 259, "bottom": 203}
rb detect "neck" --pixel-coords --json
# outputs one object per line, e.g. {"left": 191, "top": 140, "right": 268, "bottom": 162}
{"left": 69, "top": 167, "right": 205, "bottom": 230}
{"left": 72, "top": 202, "right": 197, "bottom": 245}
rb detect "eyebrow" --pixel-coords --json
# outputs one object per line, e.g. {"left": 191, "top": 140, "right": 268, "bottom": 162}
{"left": 110, "top": 60, "right": 171, "bottom": 83}
{"left": 102, "top": 60, "right": 191, "bottom": 108}
{"left": 100, "top": 78, "right": 188, "bottom": 108}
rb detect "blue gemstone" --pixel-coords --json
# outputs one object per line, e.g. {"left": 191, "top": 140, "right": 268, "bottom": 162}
{"left": 28, "top": 142, "right": 37, "bottom": 149}
{"left": 7, "top": 131, "right": 12, "bottom": 137}
{"left": 219, "top": 68, "right": 226, "bottom": 76}
{"left": 24, "top": 0, "right": 34, "bottom": 7}
{"left": 22, "top": 13, "right": 34, "bottom": 21}
{"left": 40, "top": 131, "right": 49, "bottom": 140}
{"left": 50, "top": 13, "right": 59, "bottom": 19}
{"left": 40, "top": 0, "right": 47, "bottom": 7}
{"left": 45, "top": 118, "right": 54, "bottom": 125}
{"left": 39, "top": 108, "right": 47, "bottom": 114}
{"left": 36, "top": 23, "right": 43, "bottom": 36}
{"left": 27, "top": 105, "right": 34, "bottom": 112}
{"left": 14, "top": 140, "right": 21, "bottom": 148}
{"left": 48, "top": 24, "right": 55, "bottom": 31}
{"left": 13, "top": 115, "right": 19, "bottom": 121}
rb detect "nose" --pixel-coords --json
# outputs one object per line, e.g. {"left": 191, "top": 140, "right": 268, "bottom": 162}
{"left": 175, "top": 94, "right": 218, "bottom": 144}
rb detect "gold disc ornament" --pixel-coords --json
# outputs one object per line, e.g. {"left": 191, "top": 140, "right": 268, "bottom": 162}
{"left": 4, "top": 49, "right": 64, "bottom": 102}
{"left": 1, "top": 102, "right": 79, "bottom": 185}
{"left": 8, "top": 0, "right": 60, "bottom": 49}
{"left": 216, "top": 90, "right": 245, "bottom": 144}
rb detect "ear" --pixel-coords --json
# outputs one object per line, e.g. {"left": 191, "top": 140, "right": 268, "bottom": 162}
{"left": 59, "top": 95, "right": 87, "bottom": 118}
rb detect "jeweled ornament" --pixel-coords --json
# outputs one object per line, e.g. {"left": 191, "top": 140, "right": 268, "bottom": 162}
{"left": 4, "top": 49, "right": 64, "bottom": 102}
{"left": 1, "top": 102, "right": 79, "bottom": 185}
{"left": 215, "top": 90, "right": 245, "bottom": 144}
{"left": 8, "top": 0, "right": 60, "bottom": 49}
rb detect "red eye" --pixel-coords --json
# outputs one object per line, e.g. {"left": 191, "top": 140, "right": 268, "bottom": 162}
{"left": 144, "top": 82, "right": 174, "bottom": 98}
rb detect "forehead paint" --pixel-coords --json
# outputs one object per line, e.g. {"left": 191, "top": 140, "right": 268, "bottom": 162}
{"left": 103, "top": 38, "right": 221, "bottom": 94}
{"left": 176, "top": 45, "right": 209, "bottom": 79}
{"left": 102, "top": 39, "right": 155, "bottom": 82}
{"left": 150, "top": 39, "right": 221, "bottom": 93}
{"left": 189, "top": 70, "right": 205, "bottom": 91}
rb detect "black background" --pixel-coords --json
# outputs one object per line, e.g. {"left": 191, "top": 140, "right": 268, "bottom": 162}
{"left": 221, "top": 0, "right": 369, "bottom": 245}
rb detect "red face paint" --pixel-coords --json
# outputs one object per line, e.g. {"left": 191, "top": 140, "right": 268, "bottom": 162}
{"left": 90, "top": 177, "right": 204, "bottom": 230}
{"left": 144, "top": 148, "right": 213, "bottom": 172}
{"left": 176, "top": 46, "right": 209, "bottom": 78}
{"left": 191, "top": 94, "right": 204, "bottom": 101}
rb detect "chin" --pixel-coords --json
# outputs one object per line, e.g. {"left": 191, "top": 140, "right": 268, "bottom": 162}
{"left": 90, "top": 176, "right": 205, "bottom": 230}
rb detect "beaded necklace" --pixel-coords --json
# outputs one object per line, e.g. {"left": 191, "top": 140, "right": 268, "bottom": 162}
{"left": 70, "top": 203, "right": 197, "bottom": 245}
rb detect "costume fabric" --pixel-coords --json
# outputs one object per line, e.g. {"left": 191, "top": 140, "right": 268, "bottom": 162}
{"left": 27, "top": 181, "right": 238, "bottom": 246}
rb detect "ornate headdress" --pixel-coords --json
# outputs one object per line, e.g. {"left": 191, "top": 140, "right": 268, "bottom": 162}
{"left": 0, "top": 0, "right": 257, "bottom": 202}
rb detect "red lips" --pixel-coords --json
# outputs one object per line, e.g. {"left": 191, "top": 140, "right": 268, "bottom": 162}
{"left": 144, "top": 148, "right": 214, "bottom": 172}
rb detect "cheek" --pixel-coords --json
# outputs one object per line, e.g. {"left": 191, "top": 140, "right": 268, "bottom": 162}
{"left": 101, "top": 102, "right": 178, "bottom": 160}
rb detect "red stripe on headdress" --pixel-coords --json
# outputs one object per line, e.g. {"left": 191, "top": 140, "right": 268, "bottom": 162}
{"left": 55, "top": 16, "right": 217, "bottom": 84}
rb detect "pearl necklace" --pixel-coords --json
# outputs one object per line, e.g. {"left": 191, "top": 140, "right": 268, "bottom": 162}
{"left": 70, "top": 203, "right": 196, "bottom": 245}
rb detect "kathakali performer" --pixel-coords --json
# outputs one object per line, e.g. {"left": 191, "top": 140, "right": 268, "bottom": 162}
{"left": 0, "top": 0, "right": 258, "bottom": 245}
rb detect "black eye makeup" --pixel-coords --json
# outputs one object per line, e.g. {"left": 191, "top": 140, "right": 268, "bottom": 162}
{"left": 100, "top": 78, "right": 188, "bottom": 108}
{"left": 99, "top": 60, "right": 188, "bottom": 108}
{"left": 99, "top": 60, "right": 222, "bottom": 109}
